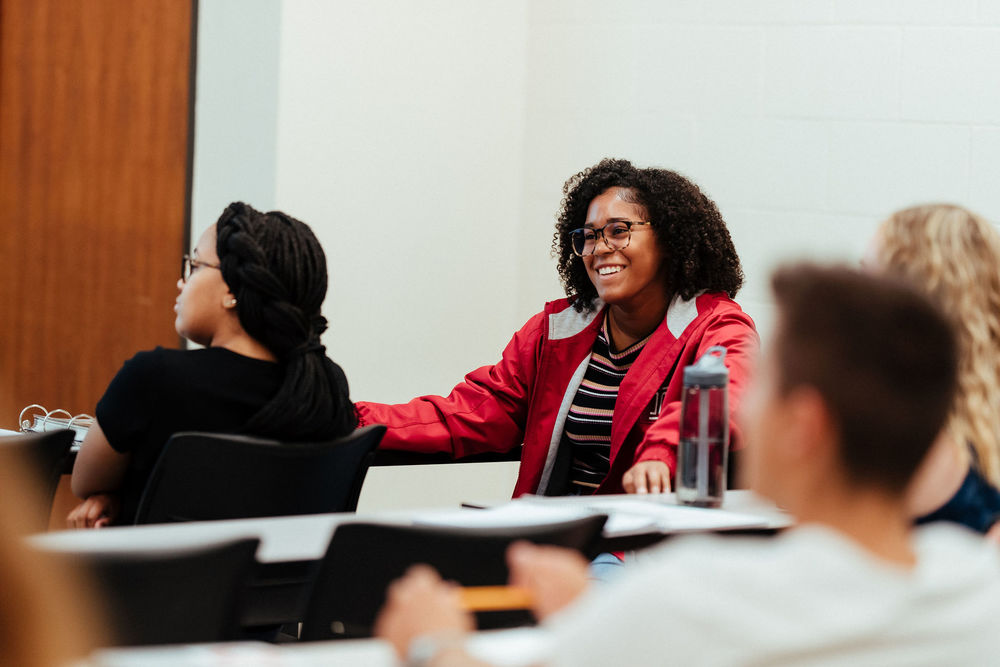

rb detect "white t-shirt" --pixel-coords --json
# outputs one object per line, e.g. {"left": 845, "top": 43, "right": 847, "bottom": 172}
{"left": 547, "top": 524, "right": 1000, "bottom": 667}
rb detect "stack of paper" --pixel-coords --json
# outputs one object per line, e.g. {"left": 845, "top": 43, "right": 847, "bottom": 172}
{"left": 415, "top": 496, "right": 774, "bottom": 538}
{"left": 414, "top": 503, "right": 594, "bottom": 529}
{"left": 580, "top": 498, "right": 771, "bottom": 534}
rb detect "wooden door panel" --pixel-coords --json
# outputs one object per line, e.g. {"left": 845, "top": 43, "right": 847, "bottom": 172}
{"left": 0, "top": 0, "right": 193, "bottom": 425}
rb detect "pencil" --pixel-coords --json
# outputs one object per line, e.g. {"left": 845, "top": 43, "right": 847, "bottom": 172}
{"left": 458, "top": 585, "right": 534, "bottom": 612}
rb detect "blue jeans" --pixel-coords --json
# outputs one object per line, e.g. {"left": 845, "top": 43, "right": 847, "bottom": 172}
{"left": 589, "top": 552, "right": 625, "bottom": 583}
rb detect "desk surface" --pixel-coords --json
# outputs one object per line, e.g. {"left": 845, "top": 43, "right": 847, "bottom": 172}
{"left": 29, "top": 491, "right": 790, "bottom": 563}
{"left": 89, "top": 638, "right": 397, "bottom": 667}
{"left": 34, "top": 494, "right": 789, "bottom": 646}
{"left": 28, "top": 508, "right": 418, "bottom": 563}
{"left": 88, "top": 627, "right": 550, "bottom": 667}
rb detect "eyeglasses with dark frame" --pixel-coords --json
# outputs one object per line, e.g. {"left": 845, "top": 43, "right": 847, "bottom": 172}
{"left": 181, "top": 254, "right": 221, "bottom": 282}
{"left": 569, "top": 220, "right": 653, "bottom": 257}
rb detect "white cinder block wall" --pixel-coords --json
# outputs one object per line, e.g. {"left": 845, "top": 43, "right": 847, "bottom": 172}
{"left": 516, "top": 0, "right": 1000, "bottom": 343}
{"left": 195, "top": 0, "right": 1000, "bottom": 509}
{"left": 274, "top": 0, "right": 530, "bottom": 406}
{"left": 191, "top": 0, "right": 281, "bottom": 238}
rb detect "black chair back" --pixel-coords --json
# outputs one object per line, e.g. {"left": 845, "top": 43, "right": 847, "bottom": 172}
{"left": 299, "top": 514, "right": 607, "bottom": 641}
{"left": 0, "top": 429, "right": 76, "bottom": 527}
{"left": 134, "top": 425, "right": 386, "bottom": 524}
{"left": 80, "top": 538, "right": 260, "bottom": 646}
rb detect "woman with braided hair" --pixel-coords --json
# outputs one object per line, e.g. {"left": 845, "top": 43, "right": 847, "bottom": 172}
{"left": 68, "top": 202, "right": 355, "bottom": 528}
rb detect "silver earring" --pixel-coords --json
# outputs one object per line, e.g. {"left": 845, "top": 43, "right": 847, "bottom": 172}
{"left": 227, "top": 298, "right": 238, "bottom": 307}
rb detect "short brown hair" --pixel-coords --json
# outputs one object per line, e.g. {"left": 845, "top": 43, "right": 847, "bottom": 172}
{"left": 771, "top": 264, "right": 958, "bottom": 493}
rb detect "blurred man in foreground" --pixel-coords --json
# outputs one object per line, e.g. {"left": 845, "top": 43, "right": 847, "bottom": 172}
{"left": 376, "top": 264, "right": 1000, "bottom": 667}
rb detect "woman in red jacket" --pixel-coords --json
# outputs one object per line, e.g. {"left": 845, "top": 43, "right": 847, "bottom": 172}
{"left": 358, "top": 158, "right": 757, "bottom": 497}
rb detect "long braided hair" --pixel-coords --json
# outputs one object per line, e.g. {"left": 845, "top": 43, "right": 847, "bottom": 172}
{"left": 215, "top": 202, "right": 356, "bottom": 440}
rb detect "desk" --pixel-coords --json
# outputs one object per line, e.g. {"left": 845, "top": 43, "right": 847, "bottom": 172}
{"left": 89, "top": 638, "right": 397, "bottom": 666}
{"left": 88, "top": 627, "right": 550, "bottom": 667}
{"left": 30, "top": 491, "right": 788, "bottom": 560}
{"left": 29, "top": 509, "right": 421, "bottom": 627}
{"left": 459, "top": 490, "right": 791, "bottom": 550}
{"left": 30, "top": 492, "right": 789, "bottom": 626}
{"left": 30, "top": 508, "right": 418, "bottom": 563}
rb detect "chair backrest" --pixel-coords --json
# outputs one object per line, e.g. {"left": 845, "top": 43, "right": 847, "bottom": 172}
{"left": 133, "top": 425, "right": 385, "bottom": 525}
{"left": 299, "top": 514, "right": 607, "bottom": 641}
{"left": 371, "top": 445, "right": 523, "bottom": 466}
{"left": 0, "top": 429, "right": 76, "bottom": 526}
{"left": 79, "top": 537, "right": 260, "bottom": 646}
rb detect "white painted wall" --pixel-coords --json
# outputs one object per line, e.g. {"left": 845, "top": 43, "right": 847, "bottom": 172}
{"left": 519, "top": 0, "right": 1000, "bottom": 342}
{"left": 273, "top": 0, "right": 529, "bottom": 404}
{"left": 191, "top": 0, "right": 281, "bottom": 237}
{"left": 194, "top": 0, "right": 1000, "bottom": 508}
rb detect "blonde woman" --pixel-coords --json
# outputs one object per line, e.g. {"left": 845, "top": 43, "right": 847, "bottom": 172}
{"left": 866, "top": 204, "right": 1000, "bottom": 535}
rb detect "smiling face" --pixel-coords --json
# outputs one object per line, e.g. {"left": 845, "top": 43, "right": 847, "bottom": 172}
{"left": 174, "top": 225, "right": 235, "bottom": 346}
{"left": 581, "top": 187, "right": 669, "bottom": 313}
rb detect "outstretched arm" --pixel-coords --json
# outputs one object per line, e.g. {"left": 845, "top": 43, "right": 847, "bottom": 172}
{"left": 358, "top": 312, "right": 546, "bottom": 459}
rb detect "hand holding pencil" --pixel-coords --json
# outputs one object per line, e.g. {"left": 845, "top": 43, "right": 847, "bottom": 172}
{"left": 375, "top": 542, "right": 593, "bottom": 660}
{"left": 374, "top": 564, "right": 475, "bottom": 659}
{"left": 506, "top": 541, "right": 591, "bottom": 620}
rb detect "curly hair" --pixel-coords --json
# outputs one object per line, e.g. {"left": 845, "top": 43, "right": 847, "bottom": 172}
{"left": 552, "top": 158, "right": 744, "bottom": 312}
{"left": 215, "top": 202, "right": 356, "bottom": 440}
{"left": 877, "top": 204, "right": 1000, "bottom": 486}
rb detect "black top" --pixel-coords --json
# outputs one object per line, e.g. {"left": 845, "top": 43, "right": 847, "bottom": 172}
{"left": 95, "top": 346, "right": 353, "bottom": 524}
{"left": 916, "top": 464, "right": 1000, "bottom": 534}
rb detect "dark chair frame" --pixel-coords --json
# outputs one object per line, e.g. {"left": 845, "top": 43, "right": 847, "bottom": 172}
{"left": 373, "top": 445, "right": 745, "bottom": 488}
{"left": 133, "top": 424, "right": 386, "bottom": 525}
{"left": 129, "top": 425, "right": 384, "bottom": 631}
{"left": 80, "top": 537, "right": 261, "bottom": 646}
{"left": 0, "top": 428, "right": 76, "bottom": 528}
{"left": 371, "top": 445, "right": 523, "bottom": 467}
{"left": 299, "top": 514, "right": 607, "bottom": 641}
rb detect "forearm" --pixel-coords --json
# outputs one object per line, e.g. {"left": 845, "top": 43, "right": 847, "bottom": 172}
{"left": 71, "top": 421, "right": 130, "bottom": 498}
{"left": 358, "top": 370, "right": 527, "bottom": 458}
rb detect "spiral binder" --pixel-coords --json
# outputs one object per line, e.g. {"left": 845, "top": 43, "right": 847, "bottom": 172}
{"left": 18, "top": 404, "right": 92, "bottom": 446}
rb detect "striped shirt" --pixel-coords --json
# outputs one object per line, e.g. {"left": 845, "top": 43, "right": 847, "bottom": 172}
{"left": 565, "top": 314, "right": 650, "bottom": 492}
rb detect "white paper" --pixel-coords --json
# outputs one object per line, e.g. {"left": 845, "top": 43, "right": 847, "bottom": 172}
{"left": 416, "top": 497, "right": 770, "bottom": 537}
{"left": 413, "top": 503, "right": 592, "bottom": 529}
{"left": 466, "top": 627, "right": 553, "bottom": 666}
{"left": 581, "top": 498, "right": 770, "bottom": 532}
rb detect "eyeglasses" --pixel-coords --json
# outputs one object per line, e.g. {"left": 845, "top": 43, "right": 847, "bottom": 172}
{"left": 181, "top": 254, "right": 221, "bottom": 282}
{"left": 568, "top": 220, "right": 652, "bottom": 257}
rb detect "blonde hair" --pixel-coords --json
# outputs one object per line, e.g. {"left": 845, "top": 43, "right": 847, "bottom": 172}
{"left": 877, "top": 204, "right": 1000, "bottom": 486}
{"left": 0, "top": 455, "right": 103, "bottom": 666}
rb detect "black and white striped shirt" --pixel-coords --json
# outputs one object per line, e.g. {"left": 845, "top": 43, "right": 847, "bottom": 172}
{"left": 565, "top": 314, "right": 649, "bottom": 492}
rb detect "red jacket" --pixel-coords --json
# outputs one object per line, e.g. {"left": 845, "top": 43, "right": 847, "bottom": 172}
{"left": 357, "top": 293, "right": 758, "bottom": 497}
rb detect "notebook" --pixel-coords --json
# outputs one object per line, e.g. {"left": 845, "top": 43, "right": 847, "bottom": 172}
{"left": 17, "top": 404, "right": 92, "bottom": 446}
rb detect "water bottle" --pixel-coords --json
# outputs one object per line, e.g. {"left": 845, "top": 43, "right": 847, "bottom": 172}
{"left": 676, "top": 346, "right": 729, "bottom": 507}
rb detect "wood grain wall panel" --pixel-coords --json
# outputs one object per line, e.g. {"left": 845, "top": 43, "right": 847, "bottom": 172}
{"left": 0, "top": 0, "right": 193, "bottom": 426}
